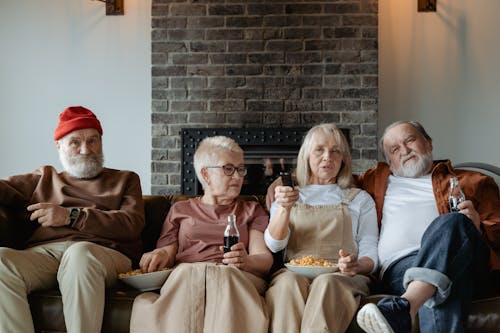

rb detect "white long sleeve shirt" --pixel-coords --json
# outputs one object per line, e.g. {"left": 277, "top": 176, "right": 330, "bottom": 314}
{"left": 265, "top": 184, "right": 379, "bottom": 270}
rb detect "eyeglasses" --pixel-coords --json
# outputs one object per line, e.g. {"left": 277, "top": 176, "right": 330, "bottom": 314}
{"left": 205, "top": 164, "right": 248, "bottom": 177}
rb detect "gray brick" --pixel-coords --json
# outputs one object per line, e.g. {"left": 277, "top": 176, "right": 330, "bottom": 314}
{"left": 152, "top": 4, "right": 169, "bottom": 17}
{"left": 324, "top": 3, "right": 360, "bottom": 14}
{"left": 206, "top": 29, "right": 244, "bottom": 40}
{"left": 263, "top": 15, "right": 302, "bottom": 27}
{"left": 208, "top": 77, "right": 246, "bottom": 88}
{"left": 324, "top": 27, "right": 360, "bottom": 39}
{"left": 209, "top": 53, "right": 247, "bottom": 64}
{"left": 263, "top": 113, "right": 301, "bottom": 126}
{"left": 361, "top": 99, "right": 378, "bottom": 111}
{"left": 285, "top": 4, "right": 322, "bottom": 14}
{"left": 325, "top": 64, "right": 342, "bottom": 75}
{"left": 245, "top": 28, "right": 282, "bottom": 40}
{"left": 169, "top": 174, "right": 181, "bottom": 186}
{"left": 305, "top": 40, "right": 341, "bottom": 51}
{"left": 341, "top": 110, "right": 377, "bottom": 123}
{"left": 209, "top": 100, "right": 245, "bottom": 112}
{"left": 228, "top": 41, "right": 265, "bottom": 52}
{"left": 226, "top": 17, "right": 263, "bottom": 28}
{"left": 362, "top": 76, "right": 378, "bottom": 88}
{"left": 353, "top": 136, "right": 377, "bottom": 149}
{"left": 227, "top": 88, "right": 263, "bottom": 99}
{"left": 247, "top": 100, "right": 283, "bottom": 112}
{"left": 152, "top": 17, "right": 186, "bottom": 29}
{"left": 324, "top": 100, "right": 361, "bottom": 111}
{"left": 152, "top": 77, "right": 169, "bottom": 90}
{"left": 284, "top": 28, "right": 321, "bottom": 39}
{"left": 343, "top": 15, "right": 378, "bottom": 26}
{"left": 187, "top": 65, "right": 225, "bottom": 76}
{"left": 246, "top": 77, "right": 284, "bottom": 87}
{"left": 186, "top": 16, "right": 224, "bottom": 29}
{"left": 152, "top": 124, "right": 169, "bottom": 137}
{"left": 302, "top": 65, "right": 325, "bottom": 75}
{"left": 152, "top": 65, "right": 187, "bottom": 77}
{"left": 264, "top": 87, "right": 300, "bottom": 100}
{"left": 168, "top": 29, "right": 205, "bottom": 41}
{"left": 301, "top": 112, "right": 341, "bottom": 124}
{"left": 264, "top": 65, "right": 301, "bottom": 76}
{"left": 152, "top": 100, "right": 169, "bottom": 113}
{"left": 247, "top": 4, "right": 284, "bottom": 15}
{"left": 152, "top": 53, "right": 167, "bottom": 65}
{"left": 285, "top": 76, "right": 322, "bottom": 88}
{"left": 342, "top": 39, "right": 377, "bottom": 51}
{"left": 362, "top": 149, "right": 378, "bottom": 160}
{"left": 188, "top": 88, "right": 227, "bottom": 99}
{"left": 285, "top": 100, "right": 323, "bottom": 112}
{"left": 151, "top": 185, "right": 181, "bottom": 196}
{"left": 248, "top": 53, "right": 284, "bottom": 64}
{"left": 152, "top": 113, "right": 188, "bottom": 125}
{"left": 152, "top": 89, "right": 187, "bottom": 101}
{"left": 226, "top": 113, "right": 263, "bottom": 125}
{"left": 226, "top": 65, "right": 263, "bottom": 76}
{"left": 285, "top": 52, "right": 322, "bottom": 64}
{"left": 325, "top": 51, "right": 360, "bottom": 63}
{"left": 208, "top": 5, "right": 244, "bottom": 16}
{"left": 303, "top": 88, "right": 342, "bottom": 99}
{"left": 171, "top": 77, "right": 207, "bottom": 89}
{"left": 188, "top": 112, "right": 226, "bottom": 123}
{"left": 341, "top": 88, "right": 377, "bottom": 99}
{"left": 361, "top": 123, "right": 377, "bottom": 136}
{"left": 361, "top": 50, "right": 378, "bottom": 62}
{"left": 190, "top": 41, "right": 226, "bottom": 53}
{"left": 171, "top": 101, "right": 207, "bottom": 112}
{"left": 151, "top": 173, "right": 168, "bottom": 185}
{"left": 303, "top": 16, "right": 341, "bottom": 27}
{"left": 152, "top": 42, "right": 187, "bottom": 53}
{"left": 266, "top": 41, "right": 303, "bottom": 52}
{"left": 152, "top": 161, "right": 180, "bottom": 173}
{"left": 344, "top": 63, "right": 378, "bottom": 75}
{"left": 362, "top": 27, "right": 378, "bottom": 38}
{"left": 170, "top": 4, "right": 206, "bottom": 16}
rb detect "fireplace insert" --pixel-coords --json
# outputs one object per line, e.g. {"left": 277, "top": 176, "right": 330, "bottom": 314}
{"left": 181, "top": 127, "right": 349, "bottom": 195}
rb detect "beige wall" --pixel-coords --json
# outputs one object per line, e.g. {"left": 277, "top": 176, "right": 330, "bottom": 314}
{"left": 0, "top": 0, "right": 152, "bottom": 192}
{"left": 379, "top": 0, "right": 500, "bottom": 166}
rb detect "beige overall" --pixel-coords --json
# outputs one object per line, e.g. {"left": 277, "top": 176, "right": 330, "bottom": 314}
{"left": 266, "top": 188, "right": 371, "bottom": 333}
{"left": 130, "top": 262, "right": 269, "bottom": 333}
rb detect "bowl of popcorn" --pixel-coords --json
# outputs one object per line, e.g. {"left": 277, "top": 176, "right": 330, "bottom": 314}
{"left": 285, "top": 255, "right": 338, "bottom": 279}
{"left": 118, "top": 268, "right": 173, "bottom": 291}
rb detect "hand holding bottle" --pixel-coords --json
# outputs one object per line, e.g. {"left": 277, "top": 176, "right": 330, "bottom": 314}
{"left": 221, "top": 242, "right": 249, "bottom": 269}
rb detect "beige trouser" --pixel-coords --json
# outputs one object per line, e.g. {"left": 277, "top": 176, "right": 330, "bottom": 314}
{"left": 266, "top": 268, "right": 371, "bottom": 333}
{"left": 130, "top": 262, "right": 269, "bottom": 333}
{"left": 0, "top": 241, "right": 131, "bottom": 333}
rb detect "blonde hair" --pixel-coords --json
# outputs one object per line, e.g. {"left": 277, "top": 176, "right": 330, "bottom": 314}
{"left": 193, "top": 136, "right": 243, "bottom": 188}
{"left": 295, "top": 123, "right": 353, "bottom": 188}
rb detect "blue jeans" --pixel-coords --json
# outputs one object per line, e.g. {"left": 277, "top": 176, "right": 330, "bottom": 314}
{"left": 380, "top": 213, "right": 489, "bottom": 333}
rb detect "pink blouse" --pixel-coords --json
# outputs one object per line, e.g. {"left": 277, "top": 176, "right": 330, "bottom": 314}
{"left": 157, "top": 198, "right": 269, "bottom": 264}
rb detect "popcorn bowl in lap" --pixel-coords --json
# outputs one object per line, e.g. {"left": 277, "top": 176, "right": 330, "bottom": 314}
{"left": 285, "top": 255, "right": 338, "bottom": 279}
{"left": 118, "top": 268, "right": 173, "bottom": 291}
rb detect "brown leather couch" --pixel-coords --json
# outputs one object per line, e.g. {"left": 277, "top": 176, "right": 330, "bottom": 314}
{"left": 1, "top": 194, "right": 499, "bottom": 333}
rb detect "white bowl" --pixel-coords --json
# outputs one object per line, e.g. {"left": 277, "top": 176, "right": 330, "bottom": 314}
{"left": 284, "top": 263, "right": 339, "bottom": 279}
{"left": 119, "top": 269, "right": 173, "bottom": 291}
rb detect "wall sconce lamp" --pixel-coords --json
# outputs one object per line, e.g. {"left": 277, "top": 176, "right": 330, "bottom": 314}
{"left": 418, "top": 0, "right": 437, "bottom": 12}
{"left": 94, "top": 0, "right": 124, "bottom": 15}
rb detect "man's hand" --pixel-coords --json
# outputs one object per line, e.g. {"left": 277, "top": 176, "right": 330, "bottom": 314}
{"left": 457, "top": 200, "right": 481, "bottom": 231}
{"left": 27, "top": 203, "right": 70, "bottom": 227}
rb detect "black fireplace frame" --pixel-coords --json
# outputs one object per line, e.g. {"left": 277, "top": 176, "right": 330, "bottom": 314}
{"left": 180, "top": 127, "right": 349, "bottom": 195}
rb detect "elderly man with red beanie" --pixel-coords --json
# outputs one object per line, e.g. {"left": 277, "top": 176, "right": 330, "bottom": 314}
{"left": 0, "top": 106, "right": 145, "bottom": 333}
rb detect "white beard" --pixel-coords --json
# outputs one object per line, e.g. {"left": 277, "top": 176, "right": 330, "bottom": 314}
{"left": 59, "top": 152, "right": 104, "bottom": 179}
{"left": 393, "top": 151, "right": 433, "bottom": 178}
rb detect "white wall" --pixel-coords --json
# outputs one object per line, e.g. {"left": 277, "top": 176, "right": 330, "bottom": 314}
{"left": 379, "top": 0, "right": 500, "bottom": 167}
{"left": 0, "top": 0, "right": 152, "bottom": 193}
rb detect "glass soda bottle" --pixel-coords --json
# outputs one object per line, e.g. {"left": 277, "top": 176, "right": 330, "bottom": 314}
{"left": 449, "top": 177, "right": 465, "bottom": 212}
{"left": 223, "top": 214, "right": 239, "bottom": 253}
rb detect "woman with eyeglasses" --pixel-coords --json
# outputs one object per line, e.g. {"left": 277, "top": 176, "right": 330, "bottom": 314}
{"left": 130, "top": 136, "right": 273, "bottom": 333}
{"left": 265, "top": 123, "right": 379, "bottom": 333}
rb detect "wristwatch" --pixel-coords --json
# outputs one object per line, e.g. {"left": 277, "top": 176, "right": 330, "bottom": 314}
{"left": 68, "top": 208, "right": 80, "bottom": 228}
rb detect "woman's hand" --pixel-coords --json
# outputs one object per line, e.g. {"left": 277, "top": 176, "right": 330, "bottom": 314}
{"left": 274, "top": 185, "right": 299, "bottom": 209}
{"left": 337, "top": 249, "right": 359, "bottom": 276}
{"left": 221, "top": 242, "right": 249, "bottom": 270}
{"left": 139, "top": 245, "right": 176, "bottom": 273}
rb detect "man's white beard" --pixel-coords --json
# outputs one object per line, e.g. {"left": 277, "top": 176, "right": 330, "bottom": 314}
{"left": 59, "top": 153, "right": 104, "bottom": 179}
{"left": 393, "top": 151, "right": 433, "bottom": 178}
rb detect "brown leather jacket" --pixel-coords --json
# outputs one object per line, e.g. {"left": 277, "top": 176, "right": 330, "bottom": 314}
{"left": 358, "top": 160, "right": 500, "bottom": 270}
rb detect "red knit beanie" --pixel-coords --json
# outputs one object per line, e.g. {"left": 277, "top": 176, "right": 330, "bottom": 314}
{"left": 54, "top": 106, "right": 103, "bottom": 140}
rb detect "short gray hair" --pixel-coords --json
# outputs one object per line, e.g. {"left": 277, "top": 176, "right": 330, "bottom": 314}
{"left": 295, "top": 123, "right": 353, "bottom": 189}
{"left": 193, "top": 136, "right": 243, "bottom": 188}
{"left": 380, "top": 121, "right": 432, "bottom": 162}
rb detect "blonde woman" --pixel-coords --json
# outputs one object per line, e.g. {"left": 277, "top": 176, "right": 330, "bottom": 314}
{"left": 130, "top": 136, "right": 273, "bottom": 333}
{"left": 265, "top": 123, "right": 379, "bottom": 332}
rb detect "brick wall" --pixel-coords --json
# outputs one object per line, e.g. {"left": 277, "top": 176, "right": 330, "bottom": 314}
{"left": 151, "top": 0, "right": 378, "bottom": 195}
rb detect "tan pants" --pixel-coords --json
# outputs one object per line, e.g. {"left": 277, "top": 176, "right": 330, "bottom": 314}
{"left": 266, "top": 268, "right": 371, "bottom": 333}
{"left": 0, "top": 241, "right": 131, "bottom": 333}
{"left": 130, "top": 262, "right": 269, "bottom": 333}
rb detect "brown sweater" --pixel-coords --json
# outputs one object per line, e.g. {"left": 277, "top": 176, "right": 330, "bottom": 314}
{"left": 0, "top": 166, "right": 145, "bottom": 261}
{"left": 358, "top": 160, "right": 500, "bottom": 270}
